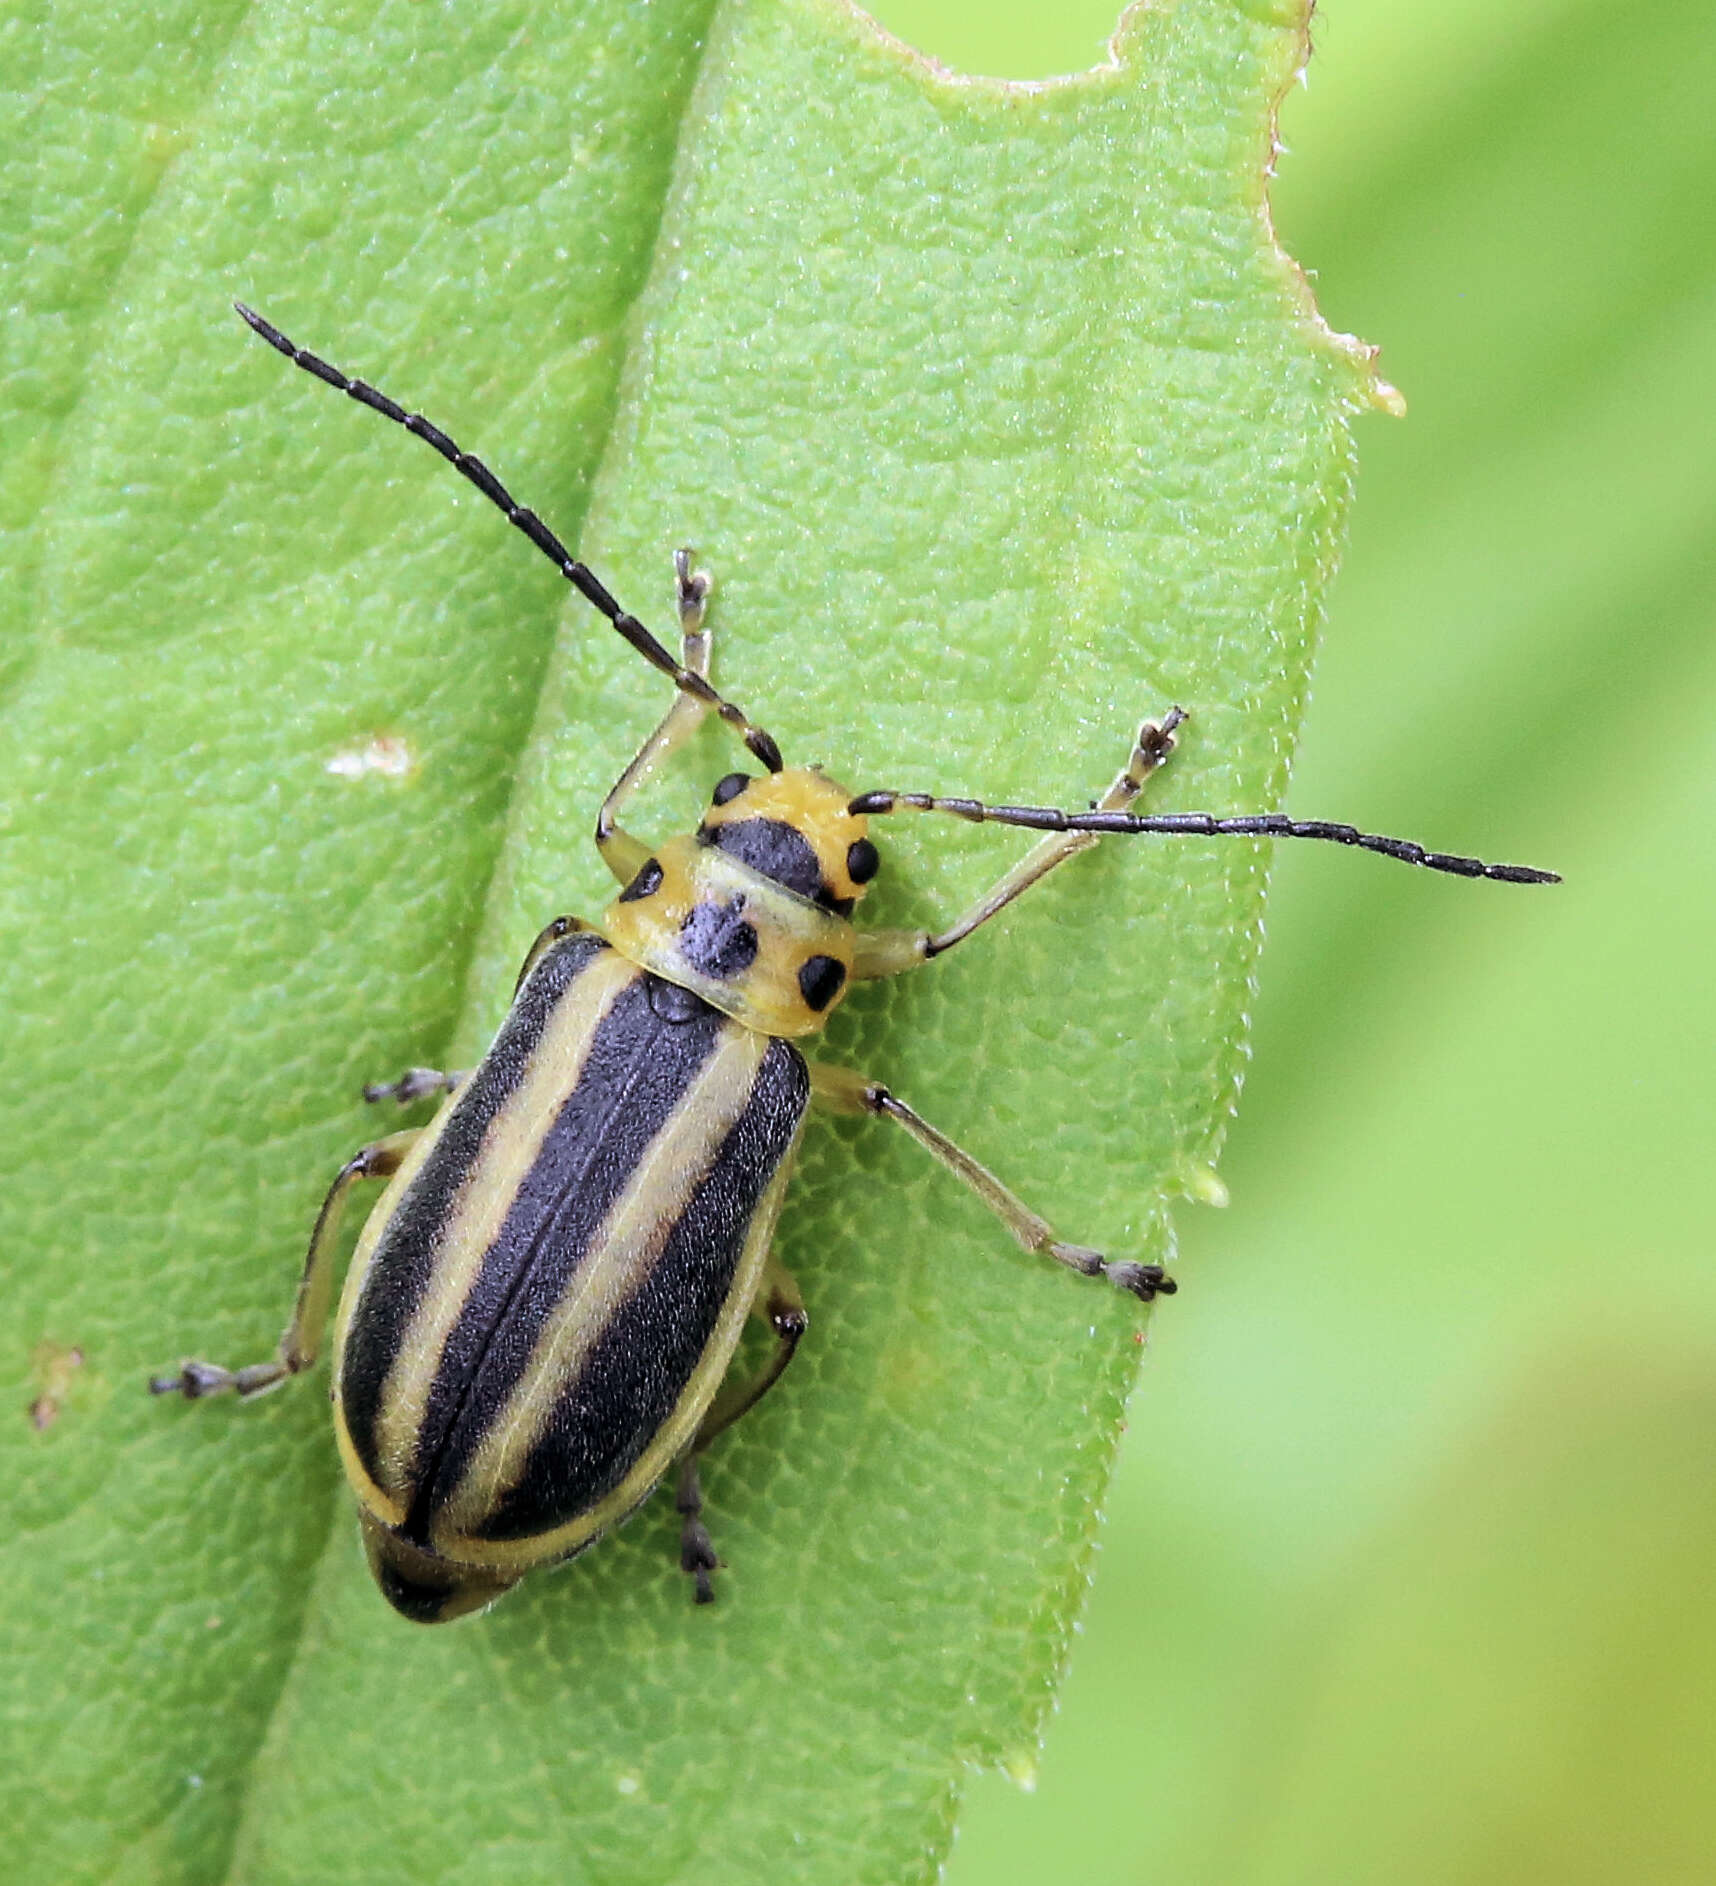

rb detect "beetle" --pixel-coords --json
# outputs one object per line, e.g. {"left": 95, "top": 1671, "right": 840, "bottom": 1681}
{"left": 151, "top": 306, "right": 1558, "bottom": 1623}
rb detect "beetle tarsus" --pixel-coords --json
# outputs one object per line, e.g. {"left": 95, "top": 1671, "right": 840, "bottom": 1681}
{"left": 676, "top": 1454, "right": 722, "bottom": 1603}
{"left": 682, "top": 1524, "right": 720, "bottom": 1605}
{"left": 363, "top": 1066, "right": 462, "bottom": 1106}
{"left": 148, "top": 1362, "right": 225, "bottom": 1398}
{"left": 673, "top": 546, "right": 711, "bottom": 623}
{"left": 1052, "top": 1241, "right": 1106, "bottom": 1279}
{"left": 149, "top": 1358, "right": 289, "bottom": 1398}
{"left": 1105, "top": 1261, "right": 1177, "bottom": 1303}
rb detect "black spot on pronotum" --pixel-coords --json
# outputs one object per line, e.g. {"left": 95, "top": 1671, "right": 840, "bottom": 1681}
{"left": 797, "top": 954, "right": 846, "bottom": 1012}
{"left": 703, "top": 817, "right": 826, "bottom": 904}
{"left": 618, "top": 858, "right": 665, "bottom": 902}
{"left": 846, "top": 838, "right": 879, "bottom": 884}
{"left": 711, "top": 772, "right": 750, "bottom": 806}
{"left": 680, "top": 898, "right": 759, "bottom": 979}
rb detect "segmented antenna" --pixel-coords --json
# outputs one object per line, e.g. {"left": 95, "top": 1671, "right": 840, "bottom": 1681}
{"left": 234, "top": 303, "right": 783, "bottom": 773}
{"left": 848, "top": 790, "right": 1560, "bottom": 884}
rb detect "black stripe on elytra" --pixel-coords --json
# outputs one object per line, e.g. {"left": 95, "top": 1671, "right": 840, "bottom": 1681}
{"left": 472, "top": 1035, "right": 810, "bottom": 1543}
{"left": 403, "top": 973, "right": 734, "bottom": 1541}
{"left": 339, "top": 931, "right": 610, "bottom": 1480}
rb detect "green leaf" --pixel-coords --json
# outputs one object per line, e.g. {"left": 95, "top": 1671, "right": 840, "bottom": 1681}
{"left": 0, "top": 2, "right": 1375, "bottom": 1881}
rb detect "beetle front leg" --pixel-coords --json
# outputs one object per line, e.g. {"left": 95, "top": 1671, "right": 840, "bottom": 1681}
{"left": 808, "top": 1064, "right": 1174, "bottom": 1302}
{"left": 673, "top": 1258, "right": 807, "bottom": 1603}
{"left": 597, "top": 550, "right": 717, "bottom": 886}
{"left": 852, "top": 710, "right": 1185, "bottom": 979}
{"left": 149, "top": 1130, "right": 420, "bottom": 1400}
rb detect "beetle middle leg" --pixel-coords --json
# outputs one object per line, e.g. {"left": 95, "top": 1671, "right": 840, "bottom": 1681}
{"left": 362, "top": 1067, "right": 466, "bottom": 1106}
{"left": 673, "top": 1257, "right": 808, "bottom": 1602}
{"left": 371, "top": 908, "right": 616, "bottom": 1108}
{"left": 148, "top": 1130, "right": 420, "bottom": 1400}
{"left": 808, "top": 1063, "right": 1174, "bottom": 1303}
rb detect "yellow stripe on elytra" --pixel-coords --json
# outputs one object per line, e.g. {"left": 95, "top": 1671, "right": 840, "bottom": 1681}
{"left": 433, "top": 1019, "right": 772, "bottom": 1545}
{"left": 333, "top": 1112, "right": 456, "bottom": 1530}
{"left": 364, "top": 949, "right": 639, "bottom": 1499}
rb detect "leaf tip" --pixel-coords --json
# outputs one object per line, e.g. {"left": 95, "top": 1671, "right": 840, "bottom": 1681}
{"left": 1367, "top": 371, "right": 1408, "bottom": 419}
{"left": 1174, "top": 1156, "right": 1231, "bottom": 1209}
{"left": 1001, "top": 1744, "right": 1041, "bottom": 1793}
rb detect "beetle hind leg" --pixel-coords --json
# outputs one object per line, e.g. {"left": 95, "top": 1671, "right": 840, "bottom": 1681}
{"left": 670, "top": 1260, "right": 807, "bottom": 1603}
{"left": 808, "top": 1061, "right": 1177, "bottom": 1302}
{"left": 674, "top": 1454, "right": 721, "bottom": 1605}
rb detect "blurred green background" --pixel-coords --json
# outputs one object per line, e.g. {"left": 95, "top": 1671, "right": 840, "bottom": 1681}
{"left": 861, "top": 1, "right": 1716, "bottom": 1882}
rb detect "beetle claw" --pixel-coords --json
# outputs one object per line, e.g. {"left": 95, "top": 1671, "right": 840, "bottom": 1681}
{"left": 1105, "top": 1261, "right": 1177, "bottom": 1303}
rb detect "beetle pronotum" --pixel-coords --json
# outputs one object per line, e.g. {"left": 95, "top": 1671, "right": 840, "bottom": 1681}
{"left": 151, "top": 306, "right": 1558, "bottom": 1623}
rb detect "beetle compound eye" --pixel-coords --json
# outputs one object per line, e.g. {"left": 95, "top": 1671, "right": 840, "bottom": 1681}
{"left": 712, "top": 773, "right": 750, "bottom": 806}
{"left": 846, "top": 838, "right": 879, "bottom": 884}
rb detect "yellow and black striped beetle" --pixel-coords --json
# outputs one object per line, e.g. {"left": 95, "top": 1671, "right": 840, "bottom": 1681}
{"left": 151, "top": 306, "right": 1558, "bottom": 1624}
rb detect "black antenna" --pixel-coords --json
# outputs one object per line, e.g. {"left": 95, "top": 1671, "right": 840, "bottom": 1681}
{"left": 234, "top": 303, "right": 782, "bottom": 773}
{"left": 849, "top": 783, "right": 1560, "bottom": 885}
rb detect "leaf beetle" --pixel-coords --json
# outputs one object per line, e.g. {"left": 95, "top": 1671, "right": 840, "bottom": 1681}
{"left": 152, "top": 306, "right": 1557, "bottom": 1622}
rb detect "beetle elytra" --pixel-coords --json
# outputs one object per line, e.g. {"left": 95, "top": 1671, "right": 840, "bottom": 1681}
{"left": 151, "top": 306, "right": 1558, "bottom": 1622}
